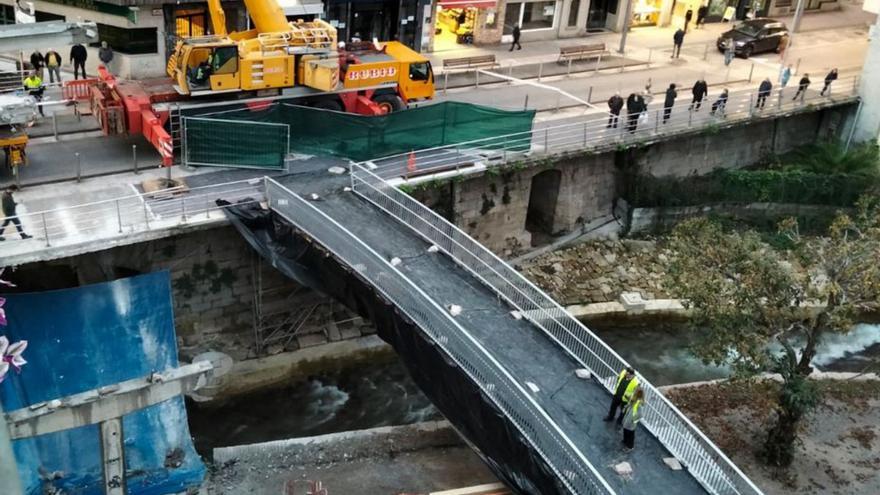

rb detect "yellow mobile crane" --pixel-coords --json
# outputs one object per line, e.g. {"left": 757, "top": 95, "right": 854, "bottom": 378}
{"left": 166, "top": 0, "right": 435, "bottom": 114}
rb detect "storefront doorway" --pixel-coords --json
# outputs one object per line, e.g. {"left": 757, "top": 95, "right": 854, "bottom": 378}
{"left": 432, "top": 0, "right": 496, "bottom": 51}
{"left": 503, "top": 1, "right": 559, "bottom": 35}
{"left": 587, "top": 0, "right": 614, "bottom": 30}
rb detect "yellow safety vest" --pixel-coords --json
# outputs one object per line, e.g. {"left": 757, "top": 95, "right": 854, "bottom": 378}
{"left": 615, "top": 369, "right": 640, "bottom": 403}
{"left": 24, "top": 76, "right": 42, "bottom": 89}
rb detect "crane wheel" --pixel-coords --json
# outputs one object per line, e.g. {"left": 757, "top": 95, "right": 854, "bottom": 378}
{"left": 373, "top": 94, "right": 404, "bottom": 114}
{"left": 312, "top": 99, "right": 343, "bottom": 112}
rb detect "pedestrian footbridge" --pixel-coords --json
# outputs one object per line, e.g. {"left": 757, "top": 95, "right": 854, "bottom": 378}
{"left": 221, "top": 163, "right": 764, "bottom": 495}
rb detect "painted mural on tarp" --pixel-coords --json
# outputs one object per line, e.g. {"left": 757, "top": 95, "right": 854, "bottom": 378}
{"left": 0, "top": 271, "right": 205, "bottom": 495}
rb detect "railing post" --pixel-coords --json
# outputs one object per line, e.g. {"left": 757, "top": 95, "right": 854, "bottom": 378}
{"left": 41, "top": 213, "right": 50, "bottom": 247}
{"left": 475, "top": 69, "right": 480, "bottom": 88}
{"left": 115, "top": 200, "right": 122, "bottom": 233}
{"left": 794, "top": 57, "right": 801, "bottom": 75}
{"left": 206, "top": 197, "right": 211, "bottom": 219}
{"left": 587, "top": 86, "right": 593, "bottom": 104}
{"left": 777, "top": 88, "right": 783, "bottom": 109}
{"left": 443, "top": 71, "right": 448, "bottom": 95}
{"left": 583, "top": 121, "right": 588, "bottom": 146}
{"left": 748, "top": 63, "right": 754, "bottom": 82}
{"left": 654, "top": 110, "right": 660, "bottom": 133}
{"left": 688, "top": 108, "right": 693, "bottom": 127}
{"left": 852, "top": 75, "right": 859, "bottom": 95}
{"left": 594, "top": 54, "right": 602, "bottom": 74}
{"left": 567, "top": 58, "right": 573, "bottom": 77}
{"left": 537, "top": 62, "right": 543, "bottom": 81}
{"left": 166, "top": 164, "right": 172, "bottom": 183}
{"left": 749, "top": 93, "right": 755, "bottom": 116}
{"left": 180, "top": 197, "right": 187, "bottom": 223}
{"left": 508, "top": 61, "right": 513, "bottom": 82}
{"left": 75, "top": 152, "right": 81, "bottom": 183}
{"left": 702, "top": 43, "right": 709, "bottom": 60}
{"left": 143, "top": 201, "right": 150, "bottom": 229}
{"left": 523, "top": 94, "right": 529, "bottom": 110}
{"left": 647, "top": 48, "right": 653, "bottom": 65}
{"left": 543, "top": 127, "right": 548, "bottom": 152}
{"left": 555, "top": 92, "right": 561, "bottom": 112}
{"left": 132, "top": 144, "right": 138, "bottom": 174}
{"left": 52, "top": 113, "right": 58, "bottom": 141}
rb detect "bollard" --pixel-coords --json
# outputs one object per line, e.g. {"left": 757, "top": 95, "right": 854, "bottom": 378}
{"left": 647, "top": 48, "right": 653, "bottom": 65}
{"left": 594, "top": 54, "right": 602, "bottom": 74}
{"left": 748, "top": 63, "right": 754, "bottom": 82}
{"left": 537, "top": 62, "right": 543, "bottom": 81}
{"left": 41, "top": 213, "right": 50, "bottom": 247}
{"left": 567, "top": 58, "right": 573, "bottom": 77}
{"left": 524, "top": 94, "right": 529, "bottom": 110}
{"left": 52, "top": 113, "right": 58, "bottom": 141}
{"left": 116, "top": 200, "right": 123, "bottom": 233}
{"left": 587, "top": 86, "right": 593, "bottom": 104}
{"left": 508, "top": 62, "right": 513, "bottom": 84}
{"left": 794, "top": 57, "right": 801, "bottom": 75}
{"left": 443, "top": 71, "right": 448, "bottom": 95}
{"left": 132, "top": 144, "right": 138, "bottom": 174}
{"left": 75, "top": 152, "right": 81, "bottom": 183}
{"left": 555, "top": 92, "right": 561, "bottom": 112}
{"left": 475, "top": 69, "right": 480, "bottom": 88}
{"left": 166, "top": 164, "right": 172, "bottom": 183}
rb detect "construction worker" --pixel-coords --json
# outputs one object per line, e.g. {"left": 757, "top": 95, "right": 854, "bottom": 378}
{"left": 622, "top": 388, "right": 645, "bottom": 450}
{"left": 604, "top": 366, "right": 639, "bottom": 425}
{"left": 23, "top": 71, "right": 45, "bottom": 116}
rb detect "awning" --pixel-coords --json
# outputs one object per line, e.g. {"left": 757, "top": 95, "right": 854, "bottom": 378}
{"left": 277, "top": 0, "right": 325, "bottom": 16}
{"left": 438, "top": 0, "right": 498, "bottom": 8}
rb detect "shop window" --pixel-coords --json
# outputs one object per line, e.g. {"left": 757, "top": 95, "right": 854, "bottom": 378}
{"left": 175, "top": 8, "right": 207, "bottom": 38}
{"left": 504, "top": 1, "right": 558, "bottom": 33}
{"left": 91, "top": 24, "right": 158, "bottom": 55}
{"left": 568, "top": 0, "right": 579, "bottom": 26}
{"left": 608, "top": 0, "right": 619, "bottom": 15}
{"left": 0, "top": 5, "right": 13, "bottom": 24}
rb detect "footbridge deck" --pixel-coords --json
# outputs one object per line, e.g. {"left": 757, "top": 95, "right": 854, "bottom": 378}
{"left": 260, "top": 164, "right": 762, "bottom": 495}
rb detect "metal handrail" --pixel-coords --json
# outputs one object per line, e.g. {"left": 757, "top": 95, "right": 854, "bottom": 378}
{"left": 349, "top": 164, "right": 765, "bottom": 495}
{"left": 265, "top": 177, "right": 615, "bottom": 495}
{"left": 363, "top": 75, "right": 859, "bottom": 180}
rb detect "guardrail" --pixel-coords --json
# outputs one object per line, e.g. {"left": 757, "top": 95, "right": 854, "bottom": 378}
{"left": 349, "top": 164, "right": 765, "bottom": 495}
{"left": 366, "top": 75, "right": 859, "bottom": 181}
{"left": 264, "top": 177, "right": 615, "bottom": 495}
{"left": 0, "top": 179, "right": 265, "bottom": 254}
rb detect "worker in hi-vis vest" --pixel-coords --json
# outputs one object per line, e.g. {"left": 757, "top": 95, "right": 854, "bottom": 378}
{"left": 604, "top": 366, "right": 639, "bottom": 425}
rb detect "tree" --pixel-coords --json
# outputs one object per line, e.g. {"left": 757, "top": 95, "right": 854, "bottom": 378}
{"left": 665, "top": 196, "right": 880, "bottom": 467}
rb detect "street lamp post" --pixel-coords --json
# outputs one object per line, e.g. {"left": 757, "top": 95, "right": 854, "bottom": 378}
{"left": 618, "top": 0, "right": 635, "bottom": 54}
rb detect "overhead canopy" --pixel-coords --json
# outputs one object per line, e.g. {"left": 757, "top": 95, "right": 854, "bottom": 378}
{"left": 277, "top": 0, "right": 325, "bottom": 16}
{"left": 438, "top": 0, "right": 498, "bottom": 8}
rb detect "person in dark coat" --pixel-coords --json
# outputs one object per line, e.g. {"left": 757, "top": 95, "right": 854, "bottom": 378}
{"left": 684, "top": 9, "right": 694, "bottom": 32}
{"left": 690, "top": 79, "right": 708, "bottom": 111}
{"left": 626, "top": 93, "right": 641, "bottom": 134}
{"left": 663, "top": 83, "right": 677, "bottom": 123}
{"left": 820, "top": 68, "right": 838, "bottom": 96}
{"left": 29, "top": 50, "right": 44, "bottom": 77}
{"left": 696, "top": 4, "right": 709, "bottom": 27}
{"left": 756, "top": 77, "right": 772, "bottom": 109}
{"left": 70, "top": 43, "right": 88, "bottom": 79}
{"left": 510, "top": 24, "right": 522, "bottom": 51}
{"left": 792, "top": 73, "right": 810, "bottom": 101}
{"left": 607, "top": 92, "right": 624, "bottom": 128}
{"left": 672, "top": 29, "right": 685, "bottom": 58}
{"left": 1, "top": 185, "right": 31, "bottom": 241}
{"left": 98, "top": 41, "right": 114, "bottom": 73}
{"left": 711, "top": 88, "right": 729, "bottom": 116}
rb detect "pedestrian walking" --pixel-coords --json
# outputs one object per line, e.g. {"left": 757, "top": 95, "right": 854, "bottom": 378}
{"left": 70, "top": 43, "right": 88, "bottom": 80}
{"left": 723, "top": 39, "right": 735, "bottom": 66}
{"left": 780, "top": 64, "right": 792, "bottom": 88}
{"left": 626, "top": 93, "right": 642, "bottom": 134}
{"left": 663, "top": 83, "right": 677, "bottom": 123}
{"left": 607, "top": 92, "right": 624, "bottom": 128}
{"left": 509, "top": 24, "right": 522, "bottom": 51}
{"left": 710, "top": 88, "right": 729, "bottom": 116}
{"left": 622, "top": 388, "right": 645, "bottom": 450}
{"left": 45, "top": 49, "right": 62, "bottom": 84}
{"left": 696, "top": 3, "right": 708, "bottom": 27}
{"left": 604, "top": 367, "right": 640, "bottom": 424}
{"left": 792, "top": 73, "right": 810, "bottom": 100}
{"left": 1, "top": 186, "right": 32, "bottom": 241}
{"left": 690, "top": 78, "right": 708, "bottom": 111}
{"left": 672, "top": 29, "right": 685, "bottom": 58}
{"left": 684, "top": 9, "right": 694, "bottom": 33}
{"left": 756, "top": 77, "right": 772, "bottom": 109}
{"left": 820, "top": 68, "right": 838, "bottom": 96}
{"left": 98, "top": 41, "right": 114, "bottom": 73}
{"left": 29, "top": 50, "right": 44, "bottom": 78}
{"left": 23, "top": 71, "right": 45, "bottom": 116}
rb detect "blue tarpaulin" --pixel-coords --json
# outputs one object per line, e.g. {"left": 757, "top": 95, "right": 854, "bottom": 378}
{"left": 0, "top": 271, "right": 205, "bottom": 495}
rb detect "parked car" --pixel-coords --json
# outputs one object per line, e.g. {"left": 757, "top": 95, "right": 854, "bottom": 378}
{"left": 716, "top": 19, "right": 789, "bottom": 58}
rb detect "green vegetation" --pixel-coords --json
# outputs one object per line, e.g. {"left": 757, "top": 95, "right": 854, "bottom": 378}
{"left": 774, "top": 142, "right": 879, "bottom": 176}
{"left": 666, "top": 197, "right": 880, "bottom": 468}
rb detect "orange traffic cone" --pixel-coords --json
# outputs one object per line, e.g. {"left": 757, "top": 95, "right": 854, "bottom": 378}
{"left": 407, "top": 150, "right": 417, "bottom": 174}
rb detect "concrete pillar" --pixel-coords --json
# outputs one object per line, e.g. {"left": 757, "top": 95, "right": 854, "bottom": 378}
{"left": 853, "top": 17, "right": 880, "bottom": 144}
{"left": 0, "top": 405, "right": 24, "bottom": 495}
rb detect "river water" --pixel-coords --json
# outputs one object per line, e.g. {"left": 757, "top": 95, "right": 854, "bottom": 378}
{"left": 187, "top": 323, "right": 880, "bottom": 454}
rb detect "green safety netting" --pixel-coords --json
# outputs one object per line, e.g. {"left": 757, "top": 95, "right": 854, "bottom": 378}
{"left": 183, "top": 101, "right": 535, "bottom": 168}
{"left": 184, "top": 117, "right": 290, "bottom": 169}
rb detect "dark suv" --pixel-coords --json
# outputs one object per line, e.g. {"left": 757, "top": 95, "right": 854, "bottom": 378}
{"left": 717, "top": 19, "right": 789, "bottom": 58}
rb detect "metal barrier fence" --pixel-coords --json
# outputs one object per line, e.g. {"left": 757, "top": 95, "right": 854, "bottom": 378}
{"left": 0, "top": 179, "right": 265, "bottom": 252}
{"left": 349, "top": 164, "right": 765, "bottom": 495}
{"left": 364, "top": 75, "right": 859, "bottom": 181}
{"left": 182, "top": 117, "right": 290, "bottom": 170}
{"left": 264, "top": 177, "right": 615, "bottom": 495}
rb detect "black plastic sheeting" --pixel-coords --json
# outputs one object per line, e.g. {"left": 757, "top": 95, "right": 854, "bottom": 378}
{"left": 219, "top": 199, "right": 566, "bottom": 494}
